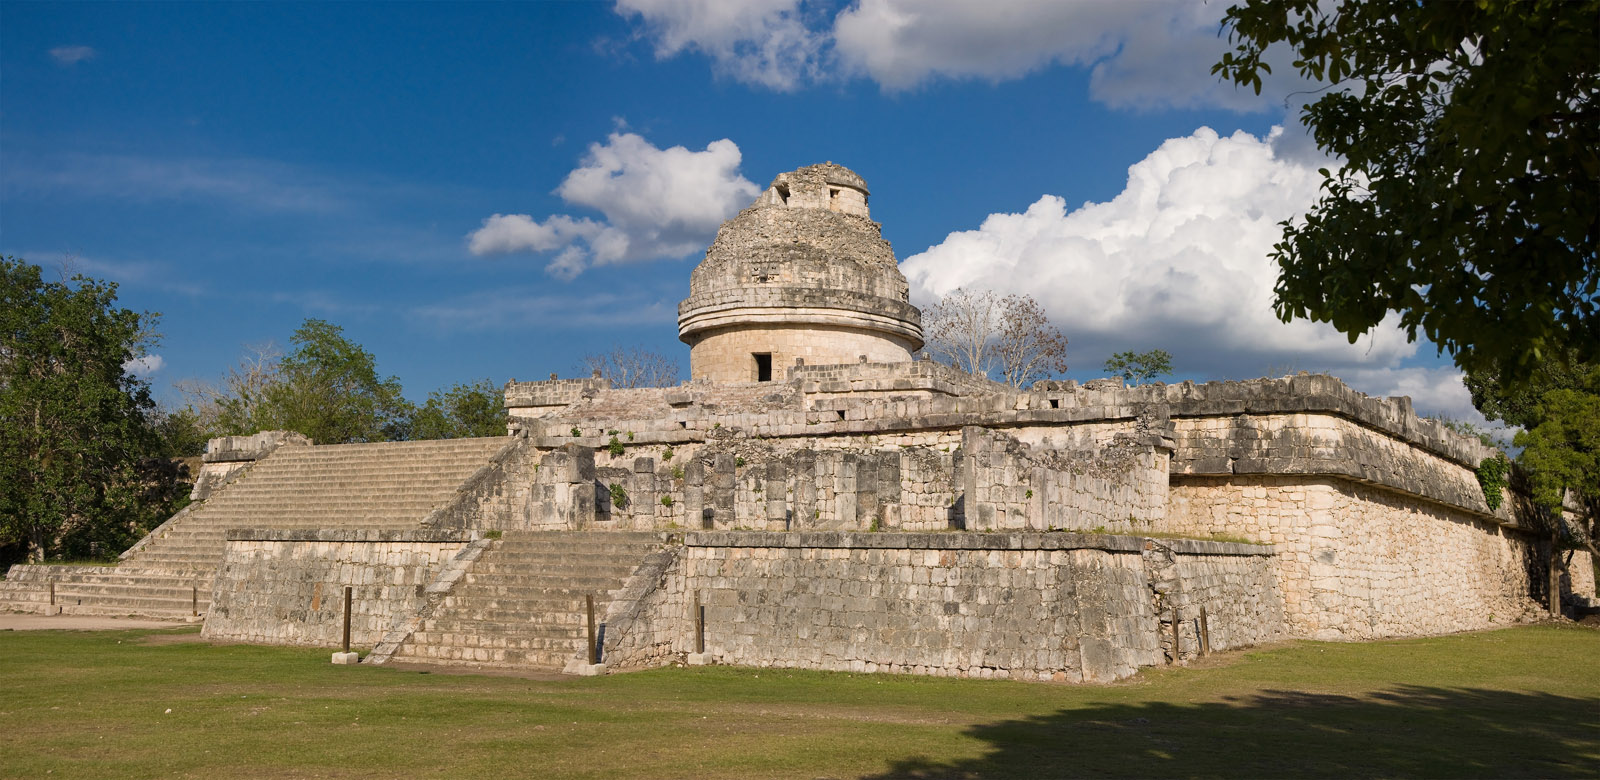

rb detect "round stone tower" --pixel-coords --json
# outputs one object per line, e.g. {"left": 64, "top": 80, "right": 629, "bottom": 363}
{"left": 677, "top": 162, "right": 924, "bottom": 384}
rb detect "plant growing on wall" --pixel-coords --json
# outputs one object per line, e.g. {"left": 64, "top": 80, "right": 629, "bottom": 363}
{"left": 608, "top": 483, "right": 629, "bottom": 510}
{"left": 608, "top": 436, "right": 625, "bottom": 457}
{"left": 1475, "top": 455, "right": 1510, "bottom": 512}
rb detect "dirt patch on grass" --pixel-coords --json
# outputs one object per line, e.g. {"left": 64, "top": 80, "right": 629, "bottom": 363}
{"left": 0, "top": 613, "right": 194, "bottom": 632}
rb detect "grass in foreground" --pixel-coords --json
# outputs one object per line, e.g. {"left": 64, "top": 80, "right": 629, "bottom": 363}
{"left": 1, "top": 623, "right": 1596, "bottom": 779}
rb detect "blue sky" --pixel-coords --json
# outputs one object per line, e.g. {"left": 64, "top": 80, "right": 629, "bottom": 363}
{"left": 1, "top": 1, "right": 1484, "bottom": 424}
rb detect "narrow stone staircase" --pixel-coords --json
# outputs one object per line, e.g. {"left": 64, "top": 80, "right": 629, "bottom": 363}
{"left": 0, "top": 437, "right": 515, "bottom": 620}
{"left": 389, "top": 531, "right": 666, "bottom": 669}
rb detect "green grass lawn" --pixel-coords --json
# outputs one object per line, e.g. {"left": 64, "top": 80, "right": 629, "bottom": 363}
{"left": 2, "top": 624, "right": 1596, "bottom": 779}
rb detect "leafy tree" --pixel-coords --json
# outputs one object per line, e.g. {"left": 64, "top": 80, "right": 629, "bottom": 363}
{"left": 152, "top": 404, "right": 213, "bottom": 459}
{"left": 411, "top": 379, "right": 507, "bottom": 439}
{"left": 0, "top": 258, "right": 188, "bottom": 562}
{"left": 924, "top": 288, "right": 1068, "bottom": 388}
{"left": 1214, "top": 0, "right": 1599, "bottom": 378}
{"left": 1466, "top": 356, "right": 1599, "bottom": 560}
{"left": 267, "top": 319, "right": 412, "bottom": 443}
{"left": 201, "top": 320, "right": 412, "bottom": 444}
{"left": 578, "top": 346, "right": 681, "bottom": 388}
{"left": 1104, "top": 350, "right": 1173, "bottom": 386}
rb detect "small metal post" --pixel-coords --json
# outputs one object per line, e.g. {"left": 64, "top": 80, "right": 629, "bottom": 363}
{"left": 694, "top": 593, "right": 705, "bottom": 654}
{"left": 1199, "top": 607, "right": 1212, "bottom": 656}
{"left": 192, "top": 586, "right": 198, "bottom": 618}
{"left": 342, "top": 586, "right": 353, "bottom": 654}
{"left": 586, "top": 594, "right": 598, "bottom": 665}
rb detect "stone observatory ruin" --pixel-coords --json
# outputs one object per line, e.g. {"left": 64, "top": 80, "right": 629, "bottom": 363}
{"left": 678, "top": 163, "right": 924, "bottom": 383}
{"left": 3, "top": 162, "right": 1595, "bottom": 683}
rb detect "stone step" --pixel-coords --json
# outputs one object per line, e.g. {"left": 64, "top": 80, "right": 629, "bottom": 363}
{"left": 467, "top": 554, "right": 654, "bottom": 570}
{"left": 33, "top": 581, "right": 210, "bottom": 598}
{"left": 51, "top": 602, "right": 206, "bottom": 620}
{"left": 408, "top": 631, "right": 584, "bottom": 652}
{"left": 393, "top": 645, "right": 574, "bottom": 667}
{"left": 430, "top": 607, "right": 596, "bottom": 625}
{"left": 444, "top": 581, "right": 628, "bottom": 599}
{"left": 47, "top": 593, "right": 211, "bottom": 613}
{"left": 212, "top": 483, "right": 469, "bottom": 495}
{"left": 385, "top": 531, "right": 665, "bottom": 670}
{"left": 0, "top": 571, "right": 210, "bottom": 588}
{"left": 486, "top": 541, "right": 664, "bottom": 554}
{"left": 458, "top": 573, "right": 634, "bottom": 591}
{"left": 440, "top": 591, "right": 596, "bottom": 610}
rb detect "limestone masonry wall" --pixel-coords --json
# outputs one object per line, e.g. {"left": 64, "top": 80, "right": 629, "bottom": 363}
{"left": 599, "top": 532, "right": 1283, "bottom": 682}
{"left": 203, "top": 530, "right": 473, "bottom": 647}
{"left": 1167, "top": 476, "right": 1544, "bottom": 640}
{"left": 961, "top": 426, "right": 1170, "bottom": 533}
{"left": 687, "top": 325, "right": 918, "bottom": 384}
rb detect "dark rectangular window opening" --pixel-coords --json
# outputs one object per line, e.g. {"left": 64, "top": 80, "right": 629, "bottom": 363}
{"left": 754, "top": 353, "right": 773, "bottom": 382}
{"left": 836, "top": 409, "right": 847, "bottom": 421}
{"left": 1049, "top": 399, "right": 1060, "bottom": 409}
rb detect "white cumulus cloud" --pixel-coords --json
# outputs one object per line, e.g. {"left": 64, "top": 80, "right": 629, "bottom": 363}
{"left": 614, "top": 0, "right": 1310, "bottom": 110}
{"left": 900, "top": 126, "right": 1417, "bottom": 380}
{"left": 123, "top": 354, "right": 164, "bottom": 377}
{"left": 468, "top": 132, "right": 759, "bottom": 279}
{"left": 50, "top": 45, "right": 96, "bottom": 66}
{"left": 616, "top": 0, "right": 825, "bottom": 91}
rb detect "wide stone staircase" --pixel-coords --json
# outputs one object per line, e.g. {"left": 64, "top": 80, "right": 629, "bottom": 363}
{"left": 388, "top": 531, "right": 666, "bottom": 669}
{"left": 0, "top": 437, "right": 515, "bottom": 620}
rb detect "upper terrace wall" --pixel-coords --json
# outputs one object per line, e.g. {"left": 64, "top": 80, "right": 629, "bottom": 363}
{"left": 505, "top": 370, "right": 1507, "bottom": 524}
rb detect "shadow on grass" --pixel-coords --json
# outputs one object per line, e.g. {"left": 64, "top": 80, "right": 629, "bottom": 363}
{"left": 864, "top": 686, "right": 1600, "bottom": 779}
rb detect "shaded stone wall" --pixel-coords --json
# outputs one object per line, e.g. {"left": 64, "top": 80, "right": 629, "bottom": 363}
{"left": 203, "top": 530, "right": 473, "bottom": 647}
{"left": 1167, "top": 476, "right": 1546, "bottom": 640}
{"left": 600, "top": 532, "right": 1282, "bottom": 682}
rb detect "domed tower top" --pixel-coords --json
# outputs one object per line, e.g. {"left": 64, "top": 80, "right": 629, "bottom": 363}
{"left": 678, "top": 162, "right": 924, "bottom": 384}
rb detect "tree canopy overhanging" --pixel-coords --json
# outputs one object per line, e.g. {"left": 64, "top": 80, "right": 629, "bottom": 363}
{"left": 1215, "top": 0, "right": 1600, "bottom": 378}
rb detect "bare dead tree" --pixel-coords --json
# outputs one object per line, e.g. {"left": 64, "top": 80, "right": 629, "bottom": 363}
{"left": 579, "top": 346, "right": 681, "bottom": 388}
{"left": 994, "top": 294, "right": 1069, "bottom": 389}
{"left": 174, "top": 341, "right": 283, "bottom": 433}
{"left": 923, "top": 288, "right": 1001, "bottom": 377}
{"left": 924, "top": 288, "right": 1067, "bottom": 388}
